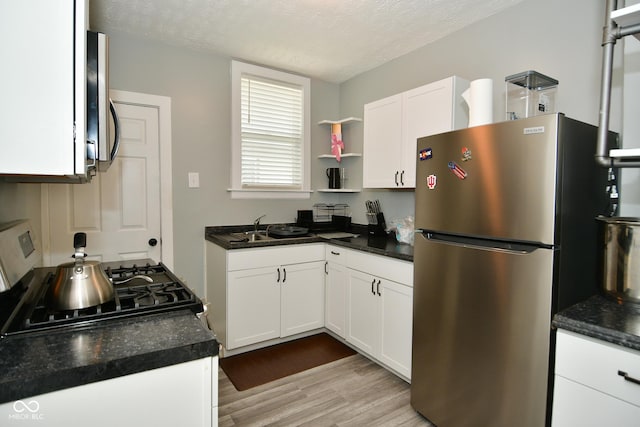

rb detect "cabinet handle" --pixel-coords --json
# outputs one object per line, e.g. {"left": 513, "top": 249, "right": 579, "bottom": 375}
{"left": 371, "top": 279, "right": 376, "bottom": 295}
{"left": 394, "top": 171, "right": 399, "bottom": 186}
{"left": 325, "top": 261, "right": 328, "bottom": 275}
{"left": 618, "top": 370, "right": 640, "bottom": 386}
{"left": 400, "top": 170, "right": 405, "bottom": 186}
{"left": 283, "top": 268, "right": 287, "bottom": 283}
{"left": 277, "top": 268, "right": 281, "bottom": 283}
{"left": 331, "top": 251, "right": 340, "bottom": 256}
{"left": 376, "top": 279, "right": 381, "bottom": 296}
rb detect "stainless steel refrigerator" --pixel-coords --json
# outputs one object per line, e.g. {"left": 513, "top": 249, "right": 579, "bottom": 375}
{"left": 411, "top": 114, "right": 617, "bottom": 427}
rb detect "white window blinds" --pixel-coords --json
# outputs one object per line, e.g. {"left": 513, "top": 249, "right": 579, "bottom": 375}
{"left": 240, "top": 74, "right": 304, "bottom": 189}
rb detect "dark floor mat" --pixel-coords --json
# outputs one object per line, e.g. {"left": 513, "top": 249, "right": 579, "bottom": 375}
{"left": 219, "top": 333, "right": 356, "bottom": 391}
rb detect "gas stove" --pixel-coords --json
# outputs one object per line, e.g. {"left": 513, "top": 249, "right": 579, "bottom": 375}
{"left": 1, "top": 262, "right": 203, "bottom": 338}
{"left": 0, "top": 221, "right": 204, "bottom": 339}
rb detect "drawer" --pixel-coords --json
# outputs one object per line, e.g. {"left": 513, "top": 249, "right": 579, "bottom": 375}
{"left": 325, "top": 245, "right": 352, "bottom": 264}
{"left": 228, "top": 243, "right": 324, "bottom": 271}
{"left": 555, "top": 330, "right": 640, "bottom": 408}
{"left": 347, "top": 250, "right": 413, "bottom": 286}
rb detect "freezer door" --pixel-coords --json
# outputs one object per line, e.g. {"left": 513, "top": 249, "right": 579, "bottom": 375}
{"left": 411, "top": 232, "right": 554, "bottom": 427}
{"left": 415, "top": 114, "right": 563, "bottom": 244}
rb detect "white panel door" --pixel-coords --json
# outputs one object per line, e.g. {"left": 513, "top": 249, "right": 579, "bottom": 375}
{"left": 363, "top": 94, "right": 403, "bottom": 188}
{"left": 379, "top": 279, "right": 413, "bottom": 379}
{"left": 280, "top": 261, "right": 325, "bottom": 337}
{"left": 346, "top": 269, "right": 379, "bottom": 355}
{"left": 45, "top": 103, "right": 161, "bottom": 264}
{"left": 227, "top": 267, "right": 280, "bottom": 349}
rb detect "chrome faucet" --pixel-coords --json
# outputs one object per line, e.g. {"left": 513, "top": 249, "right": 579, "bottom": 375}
{"left": 253, "top": 214, "right": 266, "bottom": 232}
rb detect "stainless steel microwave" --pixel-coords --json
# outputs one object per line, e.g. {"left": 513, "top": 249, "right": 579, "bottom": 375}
{"left": 87, "top": 30, "right": 120, "bottom": 173}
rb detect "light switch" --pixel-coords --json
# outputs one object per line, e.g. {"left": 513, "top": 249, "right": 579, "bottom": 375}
{"left": 188, "top": 172, "right": 200, "bottom": 188}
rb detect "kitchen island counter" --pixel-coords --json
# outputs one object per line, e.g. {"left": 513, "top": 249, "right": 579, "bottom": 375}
{"left": 553, "top": 294, "right": 640, "bottom": 351}
{"left": 0, "top": 309, "right": 218, "bottom": 403}
{"left": 205, "top": 224, "right": 413, "bottom": 262}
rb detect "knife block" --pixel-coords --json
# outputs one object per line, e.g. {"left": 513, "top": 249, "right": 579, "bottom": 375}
{"left": 367, "top": 212, "right": 387, "bottom": 236}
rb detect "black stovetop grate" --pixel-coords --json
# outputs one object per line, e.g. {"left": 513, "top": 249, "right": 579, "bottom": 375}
{"left": 0, "top": 263, "right": 203, "bottom": 338}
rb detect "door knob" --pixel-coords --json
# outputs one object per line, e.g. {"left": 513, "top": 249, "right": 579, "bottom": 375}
{"left": 148, "top": 238, "right": 158, "bottom": 247}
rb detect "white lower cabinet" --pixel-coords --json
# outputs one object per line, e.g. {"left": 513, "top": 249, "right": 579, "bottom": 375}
{"left": 0, "top": 357, "right": 218, "bottom": 427}
{"left": 207, "top": 243, "right": 325, "bottom": 351}
{"left": 324, "top": 245, "right": 350, "bottom": 338}
{"left": 346, "top": 252, "right": 413, "bottom": 380}
{"left": 552, "top": 330, "right": 640, "bottom": 426}
{"left": 206, "top": 240, "right": 414, "bottom": 381}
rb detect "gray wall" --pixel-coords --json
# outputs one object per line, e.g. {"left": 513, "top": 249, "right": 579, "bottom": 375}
{"left": 338, "top": 0, "right": 626, "bottom": 225}
{"left": 105, "top": 34, "right": 340, "bottom": 294}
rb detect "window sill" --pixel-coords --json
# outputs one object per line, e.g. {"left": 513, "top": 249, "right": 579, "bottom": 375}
{"left": 228, "top": 189, "right": 313, "bottom": 199}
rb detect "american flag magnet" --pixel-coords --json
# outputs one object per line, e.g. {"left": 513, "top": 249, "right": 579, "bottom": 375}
{"left": 448, "top": 161, "right": 467, "bottom": 180}
{"left": 427, "top": 174, "right": 437, "bottom": 189}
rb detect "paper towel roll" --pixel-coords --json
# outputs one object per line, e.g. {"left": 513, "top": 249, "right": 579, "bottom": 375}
{"left": 463, "top": 78, "right": 493, "bottom": 127}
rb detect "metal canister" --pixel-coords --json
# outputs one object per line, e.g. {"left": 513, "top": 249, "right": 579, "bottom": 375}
{"left": 597, "top": 216, "right": 640, "bottom": 304}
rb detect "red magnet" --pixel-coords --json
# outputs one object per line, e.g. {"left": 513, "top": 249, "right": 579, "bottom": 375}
{"left": 427, "top": 174, "right": 437, "bottom": 189}
{"left": 448, "top": 161, "right": 467, "bottom": 180}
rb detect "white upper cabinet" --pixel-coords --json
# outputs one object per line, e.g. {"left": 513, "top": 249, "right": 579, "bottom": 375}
{"left": 363, "top": 76, "right": 469, "bottom": 188}
{"left": 0, "top": 0, "right": 89, "bottom": 180}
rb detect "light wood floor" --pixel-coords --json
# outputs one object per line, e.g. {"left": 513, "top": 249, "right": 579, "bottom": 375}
{"left": 218, "top": 353, "right": 434, "bottom": 426}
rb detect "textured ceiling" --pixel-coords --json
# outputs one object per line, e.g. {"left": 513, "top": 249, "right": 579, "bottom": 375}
{"left": 90, "top": 0, "right": 525, "bottom": 83}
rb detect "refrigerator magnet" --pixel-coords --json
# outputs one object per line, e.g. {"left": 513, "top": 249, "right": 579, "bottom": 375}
{"left": 419, "top": 148, "right": 433, "bottom": 161}
{"left": 427, "top": 174, "right": 437, "bottom": 189}
{"left": 461, "top": 147, "right": 472, "bottom": 162}
{"left": 448, "top": 161, "right": 467, "bottom": 180}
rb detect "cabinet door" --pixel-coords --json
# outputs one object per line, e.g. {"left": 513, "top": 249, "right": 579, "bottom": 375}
{"left": 325, "top": 261, "right": 348, "bottom": 338}
{"left": 0, "top": 0, "right": 85, "bottom": 176}
{"left": 552, "top": 375, "right": 640, "bottom": 427}
{"left": 347, "top": 270, "right": 379, "bottom": 355}
{"left": 280, "top": 261, "right": 325, "bottom": 337}
{"left": 379, "top": 279, "right": 413, "bottom": 379}
{"left": 227, "top": 266, "right": 280, "bottom": 349}
{"left": 401, "top": 78, "right": 456, "bottom": 187}
{"left": 363, "top": 94, "right": 403, "bottom": 188}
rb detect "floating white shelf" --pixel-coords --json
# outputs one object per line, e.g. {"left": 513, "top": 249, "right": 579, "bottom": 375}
{"left": 317, "top": 117, "right": 362, "bottom": 125}
{"left": 612, "top": 3, "right": 640, "bottom": 40}
{"left": 318, "top": 153, "right": 362, "bottom": 159}
{"left": 316, "top": 188, "right": 361, "bottom": 193}
{"left": 610, "top": 148, "right": 640, "bottom": 161}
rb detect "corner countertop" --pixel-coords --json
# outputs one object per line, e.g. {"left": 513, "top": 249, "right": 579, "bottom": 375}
{"left": 0, "top": 261, "right": 219, "bottom": 404}
{"left": 204, "top": 224, "right": 414, "bottom": 262}
{"left": 0, "top": 310, "right": 218, "bottom": 403}
{"left": 553, "top": 294, "right": 640, "bottom": 352}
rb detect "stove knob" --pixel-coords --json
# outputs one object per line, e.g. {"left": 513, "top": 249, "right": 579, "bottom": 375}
{"left": 148, "top": 238, "right": 158, "bottom": 247}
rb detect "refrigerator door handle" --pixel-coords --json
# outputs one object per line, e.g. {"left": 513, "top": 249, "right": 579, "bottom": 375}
{"left": 417, "top": 230, "right": 547, "bottom": 255}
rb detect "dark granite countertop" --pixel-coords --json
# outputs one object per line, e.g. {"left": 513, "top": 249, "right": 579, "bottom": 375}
{"left": 0, "top": 259, "right": 219, "bottom": 404}
{"left": 553, "top": 294, "right": 640, "bottom": 352}
{"left": 205, "top": 224, "right": 414, "bottom": 262}
{"left": 0, "top": 310, "right": 218, "bottom": 403}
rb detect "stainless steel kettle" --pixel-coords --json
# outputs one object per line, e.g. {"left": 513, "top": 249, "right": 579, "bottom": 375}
{"left": 46, "top": 233, "right": 115, "bottom": 310}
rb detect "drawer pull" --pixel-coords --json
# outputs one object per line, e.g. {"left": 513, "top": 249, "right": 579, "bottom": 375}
{"left": 618, "top": 370, "right": 640, "bottom": 386}
{"left": 330, "top": 251, "right": 340, "bottom": 255}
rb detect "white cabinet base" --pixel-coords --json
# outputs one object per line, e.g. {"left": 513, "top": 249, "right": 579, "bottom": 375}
{"left": 0, "top": 357, "right": 218, "bottom": 427}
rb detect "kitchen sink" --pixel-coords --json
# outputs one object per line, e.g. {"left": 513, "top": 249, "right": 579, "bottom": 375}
{"left": 229, "top": 231, "right": 274, "bottom": 242}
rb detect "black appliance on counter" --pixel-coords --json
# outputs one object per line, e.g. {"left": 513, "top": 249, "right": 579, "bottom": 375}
{"left": 0, "top": 221, "right": 204, "bottom": 338}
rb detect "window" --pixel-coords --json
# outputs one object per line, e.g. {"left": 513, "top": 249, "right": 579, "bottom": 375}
{"left": 230, "top": 61, "right": 311, "bottom": 199}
